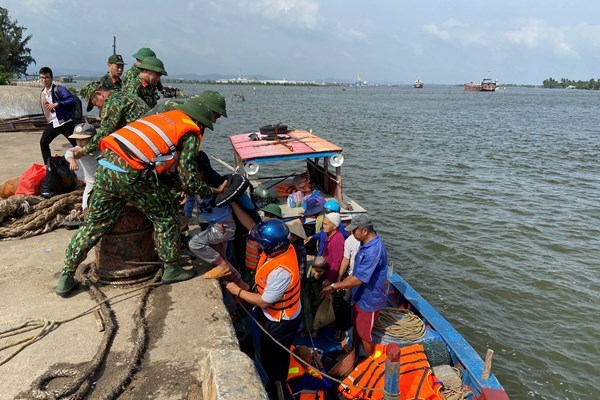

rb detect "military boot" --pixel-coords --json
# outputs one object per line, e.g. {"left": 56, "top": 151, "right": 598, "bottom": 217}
{"left": 162, "top": 265, "right": 195, "bottom": 284}
{"left": 56, "top": 268, "right": 78, "bottom": 297}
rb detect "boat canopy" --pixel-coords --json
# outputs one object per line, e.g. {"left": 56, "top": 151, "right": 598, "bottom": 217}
{"left": 230, "top": 129, "right": 342, "bottom": 165}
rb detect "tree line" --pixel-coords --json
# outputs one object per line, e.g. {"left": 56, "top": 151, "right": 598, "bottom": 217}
{"left": 0, "top": 7, "right": 35, "bottom": 85}
{"left": 542, "top": 77, "right": 600, "bottom": 90}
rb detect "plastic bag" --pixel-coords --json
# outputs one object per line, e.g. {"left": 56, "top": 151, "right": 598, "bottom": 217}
{"left": 40, "top": 156, "right": 77, "bottom": 198}
{"left": 0, "top": 176, "right": 21, "bottom": 198}
{"left": 15, "top": 164, "right": 46, "bottom": 195}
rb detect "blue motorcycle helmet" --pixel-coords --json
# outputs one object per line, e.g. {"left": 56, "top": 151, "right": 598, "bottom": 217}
{"left": 323, "top": 199, "right": 341, "bottom": 213}
{"left": 249, "top": 219, "right": 291, "bottom": 255}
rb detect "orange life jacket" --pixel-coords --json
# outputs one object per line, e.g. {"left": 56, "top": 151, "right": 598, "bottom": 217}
{"left": 339, "top": 343, "right": 444, "bottom": 400}
{"left": 254, "top": 245, "right": 301, "bottom": 321}
{"left": 100, "top": 109, "right": 202, "bottom": 174}
{"left": 245, "top": 238, "right": 262, "bottom": 271}
{"left": 287, "top": 346, "right": 326, "bottom": 400}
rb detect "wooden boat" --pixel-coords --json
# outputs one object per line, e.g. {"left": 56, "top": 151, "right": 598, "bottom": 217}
{"left": 414, "top": 78, "right": 424, "bottom": 88}
{"left": 228, "top": 127, "right": 509, "bottom": 399}
{"left": 162, "top": 86, "right": 183, "bottom": 98}
{"left": 464, "top": 81, "right": 482, "bottom": 91}
{"left": 480, "top": 78, "right": 498, "bottom": 92}
{"left": 465, "top": 79, "right": 498, "bottom": 92}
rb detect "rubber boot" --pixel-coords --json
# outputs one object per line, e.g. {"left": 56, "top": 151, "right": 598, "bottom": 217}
{"left": 162, "top": 264, "right": 195, "bottom": 284}
{"left": 56, "top": 268, "right": 78, "bottom": 297}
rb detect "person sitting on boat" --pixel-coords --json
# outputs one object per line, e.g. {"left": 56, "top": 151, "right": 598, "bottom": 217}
{"left": 287, "top": 345, "right": 332, "bottom": 399}
{"left": 261, "top": 203, "right": 283, "bottom": 219}
{"left": 224, "top": 219, "right": 302, "bottom": 400}
{"left": 321, "top": 213, "right": 388, "bottom": 357}
{"left": 305, "top": 212, "right": 344, "bottom": 285}
{"left": 293, "top": 172, "right": 314, "bottom": 196}
{"left": 301, "top": 256, "right": 330, "bottom": 337}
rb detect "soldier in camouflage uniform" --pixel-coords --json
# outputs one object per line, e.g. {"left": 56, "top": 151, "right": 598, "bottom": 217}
{"left": 99, "top": 54, "right": 125, "bottom": 90}
{"left": 122, "top": 56, "right": 167, "bottom": 109}
{"left": 56, "top": 100, "right": 226, "bottom": 297}
{"left": 122, "top": 47, "right": 155, "bottom": 88}
{"left": 70, "top": 81, "right": 150, "bottom": 158}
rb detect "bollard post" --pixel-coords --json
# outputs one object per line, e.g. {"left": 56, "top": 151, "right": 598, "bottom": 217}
{"left": 481, "top": 348, "right": 494, "bottom": 380}
{"left": 383, "top": 343, "right": 400, "bottom": 400}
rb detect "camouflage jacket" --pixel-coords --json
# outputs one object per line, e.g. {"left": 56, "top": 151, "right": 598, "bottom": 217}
{"left": 121, "top": 66, "right": 139, "bottom": 88}
{"left": 122, "top": 73, "right": 159, "bottom": 109}
{"left": 178, "top": 134, "right": 215, "bottom": 198}
{"left": 82, "top": 91, "right": 150, "bottom": 154}
{"left": 99, "top": 73, "right": 122, "bottom": 90}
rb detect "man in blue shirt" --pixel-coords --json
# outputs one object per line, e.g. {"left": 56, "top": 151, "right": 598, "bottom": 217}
{"left": 321, "top": 213, "right": 388, "bottom": 357}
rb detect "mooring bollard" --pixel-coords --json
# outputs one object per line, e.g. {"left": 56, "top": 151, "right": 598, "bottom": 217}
{"left": 383, "top": 343, "right": 401, "bottom": 400}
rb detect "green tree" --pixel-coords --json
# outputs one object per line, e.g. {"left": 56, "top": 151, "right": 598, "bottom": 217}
{"left": 0, "top": 7, "right": 35, "bottom": 84}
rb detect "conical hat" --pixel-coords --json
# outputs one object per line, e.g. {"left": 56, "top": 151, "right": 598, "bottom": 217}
{"left": 285, "top": 218, "right": 306, "bottom": 239}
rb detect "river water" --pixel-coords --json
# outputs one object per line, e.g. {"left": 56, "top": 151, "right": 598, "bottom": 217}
{"left": 5, "top": 82, "right": 598, "bottom": 399}
{"left": 198, "top": 84, "right": 597, "bottom": 400}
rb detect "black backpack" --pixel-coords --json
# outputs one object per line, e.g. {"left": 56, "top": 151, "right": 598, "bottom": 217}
{"left": 52, "top": 85, "right": 84, "bottom": 123}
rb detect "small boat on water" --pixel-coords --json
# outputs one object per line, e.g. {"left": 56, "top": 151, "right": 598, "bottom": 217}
{"left": 162, "top": 86, "right": 184, "bottom": 98}
{"left": 226, "top": 127, "right": 509, "bottom": 399}
{"left": 414, "top": 78, "right": 424, "bottom": 88}
{"left": 464, "top": 78, "right": 498, "bottom": 92}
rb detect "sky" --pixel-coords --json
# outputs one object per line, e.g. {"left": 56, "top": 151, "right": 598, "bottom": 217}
{"left": 2, "top": 0, "right": 600, "bottom": 85}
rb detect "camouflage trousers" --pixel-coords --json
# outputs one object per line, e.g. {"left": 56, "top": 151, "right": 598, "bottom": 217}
{"left": 64, "top": 153, "right": 180, "bottom": 271}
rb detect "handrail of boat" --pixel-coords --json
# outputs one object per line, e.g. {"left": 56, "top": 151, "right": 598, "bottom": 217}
{"left": 387, "top": 272, "right": 505, "bottom": 394}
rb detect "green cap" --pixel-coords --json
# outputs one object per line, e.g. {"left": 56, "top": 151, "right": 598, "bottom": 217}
{"left": 175, "top": 98, "right": 213, "bottom": 130}
{"left": 261, "top": 204, "right": 282, "bottom": 219}
{"left": 197, "top": 90, "right": 227, "bottom": 117}
{"left": 80, "top": 81, "right": 106, "bottom": 111}
{"left": 108, "top": 54, "right": 126, "bottom": 65}
{"left": 132, "top": 47, "right": 156, "bottom": 61}
{"left": 137, "top": 56, "right": 168, "bottom": 76}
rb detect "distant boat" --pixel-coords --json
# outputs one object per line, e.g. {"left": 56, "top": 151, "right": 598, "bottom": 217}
{"left": 413, "top": 78, "right": 424, "bottom": 88}
{"left": 464, "top": 78, "right": 498, "bottom": 92}
{"left": 162, "top": 86, "right": 184, "bottom": 98}
{"left": 480, "top": 78, "right": 498, "bottom": 91}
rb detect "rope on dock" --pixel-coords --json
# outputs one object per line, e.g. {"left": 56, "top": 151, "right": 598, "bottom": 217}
{"left": 0, "top": 190, "right": 84, "bottom": 240}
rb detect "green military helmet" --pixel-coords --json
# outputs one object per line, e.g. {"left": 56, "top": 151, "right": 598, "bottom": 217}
{"left": 80, "top": 81, "right": 104, "bottom": 111}
{"left": 198, "top": 90, "right": 227, "bottom": 118}
{"left": 132, "top": 47, "right": 156, "bottom": 61}
{"left": 137, "top": 56, "right": 168, "bottom": 76}
{"left": 176, "top": 98, "right": 214, "bottom": 130}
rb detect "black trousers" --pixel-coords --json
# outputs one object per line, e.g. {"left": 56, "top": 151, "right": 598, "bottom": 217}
{"left": 259, "top": 312, "right": 302, "bottom": 400}
{"left": 40, "top": 121, "right": 76, "bottom": 165}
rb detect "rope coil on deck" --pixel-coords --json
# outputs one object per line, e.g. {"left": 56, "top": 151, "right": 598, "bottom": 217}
{"left": 374, "top": 308, "right": 426, "bottom": 341}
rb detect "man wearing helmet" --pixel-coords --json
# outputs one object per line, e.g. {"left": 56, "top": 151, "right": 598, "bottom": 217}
{"left": 224, "top": 219, "right": 302, "bottom": 400}
{"left": 56, "top": 99, "right": 227, "bottom": 297}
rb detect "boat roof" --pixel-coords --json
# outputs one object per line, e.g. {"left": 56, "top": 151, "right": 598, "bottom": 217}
{"left": 230, "top": 129, "right": 342, "bottom": 164}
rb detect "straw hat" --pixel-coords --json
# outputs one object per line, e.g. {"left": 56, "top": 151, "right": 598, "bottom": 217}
{"left": 285, "top": 218, "right": 307, "bottom": 240}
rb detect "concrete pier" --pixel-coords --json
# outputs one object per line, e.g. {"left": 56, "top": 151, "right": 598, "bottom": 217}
{"left": 0, "top": 126, "right": 266, "bottom": 398}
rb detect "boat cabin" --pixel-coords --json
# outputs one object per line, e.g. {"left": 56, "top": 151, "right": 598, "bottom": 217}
{"left": 229, "top": 128, "right": 366, "bottom": 221}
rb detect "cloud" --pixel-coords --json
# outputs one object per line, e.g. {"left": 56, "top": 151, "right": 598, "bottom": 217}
{"left": 423, "top": 20, "right": 485, "bottom": 46}
{"left": 334, "top": 24, "right": 366, "bottom": 42}
{"left": 210, "top": 0, "right": 321, "bottom": 30}
{"left": 504, "top": 19, "right": 578, "bottom": 57}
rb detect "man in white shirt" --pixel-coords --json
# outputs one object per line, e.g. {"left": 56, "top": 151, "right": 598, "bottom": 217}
{"left": 39, "top": 66, "right": 77, "bottom": 164}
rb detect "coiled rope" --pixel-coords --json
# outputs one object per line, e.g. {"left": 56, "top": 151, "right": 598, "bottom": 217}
{"left": 374, "top": 308, "right": 426, "bottom": 341}
{"left": 0, "top": 263, "right": 163, "bottom": 399}
{"left": 0, "top": 190, "right": 84, "bottom": 240}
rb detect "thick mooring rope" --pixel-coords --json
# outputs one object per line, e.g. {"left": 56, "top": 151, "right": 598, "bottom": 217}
{"left": 374, "top": 308, "right": 426, "bottom": 342}
{"left": 0, "top": 190, "right": 84, "bottom": 240}
{"left": 0, "top": 263, "right": 162, "bottom": 399}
